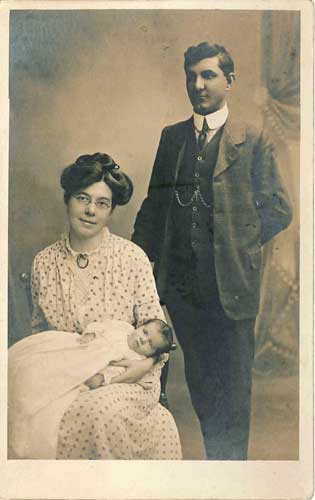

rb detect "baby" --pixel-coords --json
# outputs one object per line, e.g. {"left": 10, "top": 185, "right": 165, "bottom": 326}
{"left": 81, "top": 318, "right": 175, "bottom": 389}
{"left": 9, "top": 317, "right": 175, "bottom": 413}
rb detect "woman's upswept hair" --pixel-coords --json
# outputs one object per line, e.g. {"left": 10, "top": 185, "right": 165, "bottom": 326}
{"left": 184, "top": 42, "right": 235, "bottom": 84}
{"left": 60, "top": 153, "right": 133, "bottom": 208}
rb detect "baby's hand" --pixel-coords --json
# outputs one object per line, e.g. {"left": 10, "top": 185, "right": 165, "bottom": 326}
{"left": 79, "top": 384, "right": 90, "bottom": 393}
{"left": 84, "top": 372, "right": 105, "bottom": 390}
{"left": 77, "top": 331, "right": 96, "bottom": 344}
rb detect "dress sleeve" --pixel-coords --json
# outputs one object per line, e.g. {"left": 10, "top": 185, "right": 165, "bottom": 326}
{"left": 31, "top": 255, "right": 48, "bottom": 334}
{"left": 132, "top": 249, "right": 167, "bottom": 387}
{"left": 133, "top": 249, "right": 165, "bottom": 325}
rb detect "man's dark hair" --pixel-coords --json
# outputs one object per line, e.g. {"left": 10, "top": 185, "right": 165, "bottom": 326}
{"left": 142, "top": 319, "right": 175, "bottom": 357}
{"left": 184, "top": 42, "right": 235, "bottom": 84}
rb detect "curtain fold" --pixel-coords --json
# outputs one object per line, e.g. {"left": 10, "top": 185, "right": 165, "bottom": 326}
{"left": 254, "top": 11, "right": 300, "bottom": 375}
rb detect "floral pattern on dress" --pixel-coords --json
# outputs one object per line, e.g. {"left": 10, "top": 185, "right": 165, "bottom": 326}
{"left": 31, "top": 229, "right": 182, "bottom": 460}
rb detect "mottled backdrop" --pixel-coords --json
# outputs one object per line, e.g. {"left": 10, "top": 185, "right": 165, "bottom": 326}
{"left": 9, "top": 9, "right": 263, "bottom": 343}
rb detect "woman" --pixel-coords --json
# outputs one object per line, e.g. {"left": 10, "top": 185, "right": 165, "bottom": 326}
{"left": 9, "top": 153, "right": 182, "bottom": 460}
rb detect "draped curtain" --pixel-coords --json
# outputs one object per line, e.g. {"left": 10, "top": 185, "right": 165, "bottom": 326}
{"left": 254, "top": 11, "right": 300, "bottom": 374}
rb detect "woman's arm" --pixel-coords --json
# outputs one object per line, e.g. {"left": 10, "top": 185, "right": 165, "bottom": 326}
{"left": 132, "top": 248, "right": 166, "bottom": 326}
{"left": 95, "top": 243, "right": 167, "bottom": 389}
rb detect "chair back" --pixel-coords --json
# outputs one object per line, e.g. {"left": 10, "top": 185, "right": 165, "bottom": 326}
{"left": 19, "top": 272, "right": 32, "bottom": 313}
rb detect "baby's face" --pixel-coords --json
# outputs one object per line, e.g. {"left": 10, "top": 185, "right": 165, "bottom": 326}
{"left": 129, "top": 322, "right": 165, "bottom": 357}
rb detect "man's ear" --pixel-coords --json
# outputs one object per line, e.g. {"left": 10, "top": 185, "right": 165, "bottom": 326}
{"left": 226, "top": 72, "right": 236, "bottom": 89}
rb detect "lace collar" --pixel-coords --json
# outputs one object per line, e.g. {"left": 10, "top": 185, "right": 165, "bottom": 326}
{"left": 61, "top": 227, "right": 110, "bottom": 258}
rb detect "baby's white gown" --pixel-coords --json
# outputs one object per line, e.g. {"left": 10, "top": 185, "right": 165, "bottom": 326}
{"left": 8, "top": 320, "right": 139, "bottom": 459}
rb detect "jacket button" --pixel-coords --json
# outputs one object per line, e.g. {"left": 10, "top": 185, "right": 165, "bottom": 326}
{"left": 192, "top": 206, "right": 197, "bottom": 212}
{"left": 197, "top": 156, "right": 202, "bottom": 161}
{"left": 192, "top": 222, "right": 197, "bottom": 228}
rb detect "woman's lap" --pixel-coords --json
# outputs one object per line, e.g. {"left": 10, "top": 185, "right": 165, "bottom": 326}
{"left": 57, "top": 383, "right": 182, "bottom": 460}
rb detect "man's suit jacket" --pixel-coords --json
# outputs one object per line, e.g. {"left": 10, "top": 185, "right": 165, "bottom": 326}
{"left": 132, "top": 115, "right": 292, "bottom": 320}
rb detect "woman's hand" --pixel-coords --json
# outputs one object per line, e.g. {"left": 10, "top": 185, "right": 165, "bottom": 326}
{"left": 109, "top": 357, "right": 155, "bottom": 385}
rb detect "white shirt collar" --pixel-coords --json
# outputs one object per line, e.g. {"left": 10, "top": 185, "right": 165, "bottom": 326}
{"left": 193, "top": 103, "right": 229, "bottom": 131}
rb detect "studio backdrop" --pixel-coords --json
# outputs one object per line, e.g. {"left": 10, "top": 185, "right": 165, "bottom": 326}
{"left": 8, "top": 9, "right": 299, "bottom": 375}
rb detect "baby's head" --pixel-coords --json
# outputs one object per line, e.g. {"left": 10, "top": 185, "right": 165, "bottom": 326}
{"left": 130, "top": 319, "right": 175, "bottom": 357}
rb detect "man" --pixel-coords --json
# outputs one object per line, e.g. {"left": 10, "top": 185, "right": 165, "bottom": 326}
{"left": 132, "top": 43, "right": 292, "bottom": 460}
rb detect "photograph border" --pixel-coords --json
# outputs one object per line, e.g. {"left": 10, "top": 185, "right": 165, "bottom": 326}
{"left": 0, "top": 1, "right": 313, "bottom": 499}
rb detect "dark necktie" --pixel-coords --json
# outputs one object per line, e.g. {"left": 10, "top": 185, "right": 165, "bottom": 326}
{"left": 197, "top": 118, "right": 210, "bottom": 151}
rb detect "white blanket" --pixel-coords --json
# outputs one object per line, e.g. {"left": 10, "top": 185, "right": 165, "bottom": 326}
{"left": 8, "top": 320, "right": 138, "bottom": 459}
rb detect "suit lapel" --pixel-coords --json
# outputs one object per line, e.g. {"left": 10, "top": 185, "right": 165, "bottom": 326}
{"left": 214, "top": 117, "right": 246, "bottom": 177}
{"left": 169, "top": 115, "right": 246, "bottom": 180}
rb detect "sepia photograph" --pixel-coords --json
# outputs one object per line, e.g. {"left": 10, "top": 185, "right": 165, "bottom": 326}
{"left": 0, "top": 1, "right": 313, "bottom": 499}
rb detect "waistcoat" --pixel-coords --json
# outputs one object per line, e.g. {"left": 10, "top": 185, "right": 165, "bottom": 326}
{"left": 167, "top": 125, "right": 224, "bottom": 304}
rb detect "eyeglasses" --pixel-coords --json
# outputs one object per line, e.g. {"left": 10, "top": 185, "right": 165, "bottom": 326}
{"left": 73, "top": 194, "right": 112, "bottom": 210}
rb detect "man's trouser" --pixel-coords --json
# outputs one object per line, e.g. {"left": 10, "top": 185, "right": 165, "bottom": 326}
{"left": 166, "top": 287, "right": 255, "bottom": 460}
